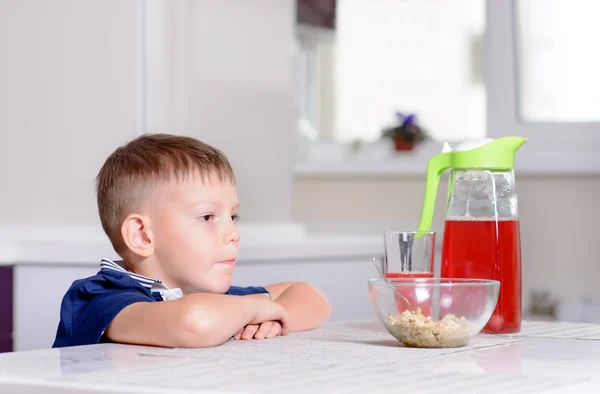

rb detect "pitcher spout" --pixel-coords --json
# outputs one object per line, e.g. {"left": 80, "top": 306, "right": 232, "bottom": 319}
{"left": 492, "top": 136, "right": 527, "bottom": 155}
{"left": 461, "top": 136, "right": 527, "bottom": 170}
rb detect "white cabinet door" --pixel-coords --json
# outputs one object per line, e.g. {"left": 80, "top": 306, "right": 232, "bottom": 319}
{"left": 14, "top": 259, "right": 378, "bottom": 351}
{"left": 13, "top": 251, "right": 441, "bottom": 351}
{"left": 13, "top": 265, "right": 98, "bottom": 351}
{"left": 234, "top": 258, "right": 379, "bottom": 322}
{"left": 233, "top": 252, "right": 442, "bottom": 322}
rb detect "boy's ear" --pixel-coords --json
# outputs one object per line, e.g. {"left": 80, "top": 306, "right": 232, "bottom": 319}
{"left": 121, "top": 214, "right": 154, "bottom": 258}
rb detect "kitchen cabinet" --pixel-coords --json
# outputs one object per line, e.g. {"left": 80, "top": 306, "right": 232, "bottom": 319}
{"left": 0, "top": 266, "right": 12, "bottom": 353}
{"left": 12, "top": 258, "right": 384, "bottom": 352}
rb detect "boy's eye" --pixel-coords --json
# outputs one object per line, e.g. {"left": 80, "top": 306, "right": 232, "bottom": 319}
{"left": 232, "top": 215, "right": 240, "bottom": 223}
{"left": 199, "top": 214, "right": 215, "bottom": 222}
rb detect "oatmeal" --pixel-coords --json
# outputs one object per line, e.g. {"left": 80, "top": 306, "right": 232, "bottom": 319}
{"left": 385, "top": 307, "right": 472, "bottom": 348}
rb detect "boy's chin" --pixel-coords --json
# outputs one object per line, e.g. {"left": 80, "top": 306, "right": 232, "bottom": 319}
{"left": 193, "top": 279, "right": 232, "bottom": 294}
{"left": 212, "top": 282, "right": 233, "bottom": 294}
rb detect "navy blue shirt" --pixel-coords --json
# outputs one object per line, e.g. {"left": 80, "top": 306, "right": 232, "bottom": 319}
{"left": 52, "top": 259, "right": 270, "bottom": 348}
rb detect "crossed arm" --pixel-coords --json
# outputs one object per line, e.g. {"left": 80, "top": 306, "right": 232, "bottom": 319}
{"left": 233, "top": 281, "right": 333, "bottom": 340}
{"left": 105, "top": 281, "right": 332, "bottom": 348}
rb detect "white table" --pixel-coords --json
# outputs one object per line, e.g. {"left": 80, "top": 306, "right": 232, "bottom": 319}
{"left": 1, "top": 320, "right": 600, "bottom": 394}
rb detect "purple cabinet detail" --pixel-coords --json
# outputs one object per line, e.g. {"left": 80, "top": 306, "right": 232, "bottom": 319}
{"left": 0, "top": 266, "right": 12, "bottom": 353}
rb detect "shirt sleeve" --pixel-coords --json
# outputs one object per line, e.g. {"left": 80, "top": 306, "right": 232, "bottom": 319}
{"left": 225, "top": 285, "right": 271, "bottom": 297}
{"left": 52, "top": 271, "right": 155, "bottom": 348}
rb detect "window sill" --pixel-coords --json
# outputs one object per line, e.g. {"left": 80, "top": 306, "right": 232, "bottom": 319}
{"left": 295, "top": 157, "right": 429, "bottom": 177}
{"left": 295, "top": 140, "right": 600, "bottom": 177}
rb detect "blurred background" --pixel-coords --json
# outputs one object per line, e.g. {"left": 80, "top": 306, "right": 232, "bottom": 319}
{"left": 1, "top": 0, "right": 599, "bottom": 352}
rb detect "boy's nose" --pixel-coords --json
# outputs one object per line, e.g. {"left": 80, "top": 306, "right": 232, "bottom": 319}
{"left": 223, "top": 227, "right": 240, "bottom": 244}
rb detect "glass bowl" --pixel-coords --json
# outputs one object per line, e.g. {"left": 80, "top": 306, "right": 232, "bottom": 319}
{"left": 368, "top": 278, "right": 500, "bottom": 348}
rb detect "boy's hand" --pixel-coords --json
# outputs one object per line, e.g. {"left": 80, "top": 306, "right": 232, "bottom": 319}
{"left": 265, "top": 282, "right": 332, "bottom": 333}
{"left": 246, "top": 295, "right": 290, "bottom": 335}
{"left": 232, "top": 295, "right": 289, "bottom": 340}
{"left": 233, "top": 321, "right": 283, "bottom": 340}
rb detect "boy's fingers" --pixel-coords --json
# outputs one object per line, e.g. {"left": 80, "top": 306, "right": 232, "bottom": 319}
{"left": 233, "top": 328, "right": 244, "bottom": 340}
{"left": 279, "top": 319, "right": 290, "bottom": 336}
{"left": 266, "top": 322, "right": 282, "bottom": 339}
{"left": 241, "top": 324, "right": 259, "bottom": 340}
{"left": 277, "top": 309, "right": 289, "bottom": 333}
{"left": 254, "top": 322, "right": 272, "bottom": 339}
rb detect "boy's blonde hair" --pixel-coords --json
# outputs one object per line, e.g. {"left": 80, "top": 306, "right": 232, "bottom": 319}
{"left": 96, "top": 133, "right": 235, "bottom": 253}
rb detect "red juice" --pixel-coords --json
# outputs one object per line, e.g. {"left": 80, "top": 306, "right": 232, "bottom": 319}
{"left": 441, "top": 219, "right": 522, "bottom": 333}
{"left": 385, "top": 272, "right": 434, "bottom": 315}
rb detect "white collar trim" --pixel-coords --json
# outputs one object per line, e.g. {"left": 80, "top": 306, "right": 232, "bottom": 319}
{"left": 100, "top": 258, "right": 183, "bottom": 301}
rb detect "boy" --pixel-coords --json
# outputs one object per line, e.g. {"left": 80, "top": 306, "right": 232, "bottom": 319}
{"left": 53, "top": 134, "right": 331, "bottom": 348}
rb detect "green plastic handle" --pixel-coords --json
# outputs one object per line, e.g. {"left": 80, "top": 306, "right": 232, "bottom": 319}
{"left": 417, "top": 136, "right": 527, "bottom": 232}
{"left": 417, "top": 153, "right": 452, "bottom": 232}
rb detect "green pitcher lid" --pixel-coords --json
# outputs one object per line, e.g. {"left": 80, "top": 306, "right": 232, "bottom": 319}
{"left": 438, "top": 136, "right": 527, "bottom": 169}
{"left": 417, "top": 136, "right": 527, "bottom": 232}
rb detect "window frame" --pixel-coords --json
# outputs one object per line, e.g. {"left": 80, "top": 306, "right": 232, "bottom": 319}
{"left": 485, "top": 0, "right": 600, "bottom": 174}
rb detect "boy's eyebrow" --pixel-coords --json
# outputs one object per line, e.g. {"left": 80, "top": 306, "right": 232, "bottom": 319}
{"left": 192, "top": 200, "right": 240, "bottom": 209}
{"left": 192, "top": 199, "right": 217, "bottom": 206}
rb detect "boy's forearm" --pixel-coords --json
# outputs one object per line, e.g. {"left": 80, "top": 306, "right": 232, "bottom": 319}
{"left": 177, "top": 293, "right": 258, "bottom": 347}
{"left": 275, "top": 283, "right": 332, "bottom": 332}
{"left": 106, "top": 293, "right": 257, "bottom": 349}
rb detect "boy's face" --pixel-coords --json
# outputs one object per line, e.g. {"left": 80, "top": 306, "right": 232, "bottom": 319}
{"left": 149, "top": 172, "right": 240, "bottom": 294}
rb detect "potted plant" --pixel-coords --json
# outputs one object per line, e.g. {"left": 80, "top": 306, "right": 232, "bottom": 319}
{"left": 381, "top": 112, "right": 428, "bottom": 151}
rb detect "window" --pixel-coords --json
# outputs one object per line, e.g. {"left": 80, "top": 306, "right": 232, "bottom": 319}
{"left": 487, "top": 0, "right": 600, "bottom": 171}
{"left": 297, "top": 0, "right": 486, "bottom": 144}
{"left": 515, "top": 0, "right": 600, "bottom": 123}
{"left": 294, "top": 32, "right": 321, "bottom": 141}
{"left": 296, "top": 0, "right": 600, "bottom": 175}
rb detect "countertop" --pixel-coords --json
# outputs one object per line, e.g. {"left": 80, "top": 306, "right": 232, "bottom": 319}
{"left": 1, "top": 320, "right": 600, "bottom": 394}
{"left": 0, "top": 223, "right": 394, "bottom": 266}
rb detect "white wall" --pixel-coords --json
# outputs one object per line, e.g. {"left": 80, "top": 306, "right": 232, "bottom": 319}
{"left": 0, "top": 0, "right": 138, "bottom": 225}
{"left": 145, "top": 0, "right": 295, "bottom": 223}
{"left": 0, "top": 0, "right": 296, "bottom": 226}
{"left": 293, "top": 175, "right": 600, "bottom": 313}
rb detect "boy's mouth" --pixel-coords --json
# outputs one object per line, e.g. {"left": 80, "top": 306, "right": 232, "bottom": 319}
{"left": 218, "top": 259, "right": 236, "bottom": 266}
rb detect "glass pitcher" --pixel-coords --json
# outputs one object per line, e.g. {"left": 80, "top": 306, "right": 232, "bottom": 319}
{"left": 417, "top": 137, "right": 526, "bottom": 334}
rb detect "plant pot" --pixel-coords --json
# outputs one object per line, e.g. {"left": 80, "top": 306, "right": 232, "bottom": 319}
{"left": 394, "top": 138, "right": 414, "bottom": 151}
